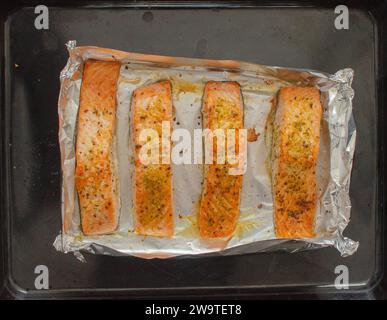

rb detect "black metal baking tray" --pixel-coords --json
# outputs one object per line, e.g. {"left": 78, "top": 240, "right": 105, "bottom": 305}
{"left": 0, "top": 0, "right": 386, "bottom": 299}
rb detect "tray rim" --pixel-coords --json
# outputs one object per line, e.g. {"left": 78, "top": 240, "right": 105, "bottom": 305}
{"left": 0, "top": 0, "right": 385, "bottom": 299}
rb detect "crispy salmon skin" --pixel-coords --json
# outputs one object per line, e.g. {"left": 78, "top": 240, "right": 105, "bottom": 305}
{"left": 132, "top": 81, "right": 174, "bottom": 237}
{"left": 198, "top": 81, "right": 244, "bottom": 238}
{"left": 272, "top": 86, "right": 322, "bottom": 238}
{"left": 75, "top": 60, "right": 121, "bottom": 235}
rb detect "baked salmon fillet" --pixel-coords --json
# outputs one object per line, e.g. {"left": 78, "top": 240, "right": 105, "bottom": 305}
{"left": 132, "top": 81, "right": 173, "bottom": 237}
{"left": 75, "top": 60, "right": 121, "bottom": 235}
{"left": 198, "top": 81, "right": 244, "bottom": 238}
{"left": 272, "top": 86, "right": 322, "bottom": 238}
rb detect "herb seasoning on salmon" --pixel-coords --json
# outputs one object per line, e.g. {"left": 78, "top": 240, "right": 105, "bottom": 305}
{"left": 75, "top": 60, "right": 120, "bottom": 235}
{"left": 132, "top": 81, "right": 174, "bottom": 237}
{"left": 198, "top": 81, "right": 244, "bottom": 238}
{"left": 272, "top": 87, "right": 322, "bottom": 238}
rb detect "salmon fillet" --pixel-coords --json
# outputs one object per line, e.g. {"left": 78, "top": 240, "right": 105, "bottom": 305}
{"left": 198, "top": 81, "right": 244, "bottom": 238}
{"left": 272, "top": 86, "right": 322, "bottom": 238}
{"left": 75, "top": 60, "right": 121, "bottom": 235}
{"left": 132, "top": 81, "right": 174, "bottom": 237}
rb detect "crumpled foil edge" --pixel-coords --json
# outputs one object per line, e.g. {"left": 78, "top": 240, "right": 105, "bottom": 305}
{"left": 54, "top": 40, "right": 358, "bottom": 261}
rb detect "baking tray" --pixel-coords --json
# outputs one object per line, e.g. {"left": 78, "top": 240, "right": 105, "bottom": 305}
{"left": 0, "top": 0, "right": 385, "bottom": 299}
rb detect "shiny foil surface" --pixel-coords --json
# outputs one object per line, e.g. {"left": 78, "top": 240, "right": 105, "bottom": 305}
{"left": 54, "top": 41, "right": 358, "bottom": 260}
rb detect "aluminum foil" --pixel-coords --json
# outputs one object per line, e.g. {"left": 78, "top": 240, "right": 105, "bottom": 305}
{"left": 54, "top": 40, "right": 358, "bottom": 260}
